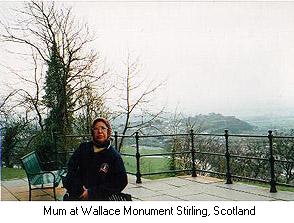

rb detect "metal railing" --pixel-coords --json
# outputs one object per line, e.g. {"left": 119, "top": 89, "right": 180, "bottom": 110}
{"left": 113, "top": 130, "right": 294, "bottom": 192}
{"left": 53, "top": 129, "right": 294, "bottom": 193}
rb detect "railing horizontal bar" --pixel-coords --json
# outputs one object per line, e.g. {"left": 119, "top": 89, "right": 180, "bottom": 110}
{"left": 55, "top": 132, "right": 294, "bottom": 139}
{"left": 120, "top": 153, "right": 136, "bottom": 157}
{"left": 116, "top": 133, "right": 223, "bottom": 138}
{"left": 273, "top": 136, "right": 294, "bottom": 139}
{"left": 228, "top": 134, "right": 268, "bottom": 138}
{"left": 231, "top": 174, "right": 269, "bottom": 183}
{"left": 141, "top": 169, "right": 192, "bottom": 176}
{"left": 114, "top": 135, "right": 138, "bottom": 138}
{"left": 128, "top": 170, "right": 294, "bottom": 187}
{"left": 194, "top": 133, "right": 225, "bottom": 137}
{"left": 230, "top": 154, "right": 268, "bottom": 161}
{"left": 195, "top": 151, "right": 225, "bottom": 157}
{"left": 230, "top": 155, "right": 294, "bottom": 164}
{"left": 138, "top": 133, "right": 190, "bottom": 138}
{"left": 195, "top": 169, "right": 226, "bottom": 176}
{"left": 121, "top": 151, "right": 191, "bottom": 157}
{"left": 118, "top": 133, "right": 190, "bottom": 138}
{"left": 141, "top": 152, "right": 190, "bottom": 157}
{"left": 121, "top": 152, "right": 293, "bottom": 164}
{"left": 276, "top": 159, "right": 294, "bottom": 164}
{"left": 115, "top": 133, "right": 268, "bottom": 138}
{"left": 276, "top": 182, "right": 294, "bottom": 187}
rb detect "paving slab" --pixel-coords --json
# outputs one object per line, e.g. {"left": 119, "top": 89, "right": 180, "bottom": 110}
{"left": 1, "top": 188, "right": 18, "bottom": 201}
{"left": 140, "top": 181, "right": 179, "bottom": 191}
{"left": 164, "top": 182, "right": 215, "bottom": 197}
{"left": 32, "top": 195, "right": 57, "bottom": 201}
{"left": 205, "top": 186, "right": 275, "bottom": 201}
{"left": 263, "top": 190, "right": 294, "bottom": 201}
{"left": 125, "top": 183, "right": 141, "bottom": 189}
{"left": 1, "top": 179, "right": 27, "bottom": 187}
{"left": 180, "top": 175, "right": 225, "bottom": 184}
{"left": 162, "top": 187, "right": 203, "bottom": 197}
{"left": 123, "top": 187, "right": 162, "bottom": 200}
{"left": 159, "top": 177, "right": 193, "bottom": 187}
{"left": 145, "top": 194, "right": 184, "bottom": 201}
{"left": 42, "top": 188, "right": 66, "bottom": 200}
{"left": 2, "top": 175, "right": 294, "bottom": 201}
{"left": 4, "top": 185, "right": 29, "bottom": 193}
{"left": 215, "top": 182, "right": 294, "bottom": 201}
{"left": 1, "top": 185, "right": 10, "bottom": 193}
{"left": 128, "top": 174, "right": 151, "bottom": 184}
{"left": 181, "top": 193, "right": 231, "bottom": 201}
{"left": 13, "top": 190, "right": 49, "bottom": 201}
{"left": 13, "top": 192, "right": 34, "bottom": 201}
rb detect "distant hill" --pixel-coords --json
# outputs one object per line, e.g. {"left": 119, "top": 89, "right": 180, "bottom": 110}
{"left": 111, "top": 112, "right": 255, "bottom": 147}
{"left": 186, "top": 113, "right": 255, "bottom": 134}
{"left": 112, "top": 112, "right": 255, "bottom": 136}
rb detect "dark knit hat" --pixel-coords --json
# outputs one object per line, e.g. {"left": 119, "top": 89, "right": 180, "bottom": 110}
{"left": 91, "top": 117, "right": 112, "bottom": 138}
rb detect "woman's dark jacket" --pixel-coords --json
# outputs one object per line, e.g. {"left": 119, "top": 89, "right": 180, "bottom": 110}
{"left": 63, "top": 141, "right": 128, "bottom": 200}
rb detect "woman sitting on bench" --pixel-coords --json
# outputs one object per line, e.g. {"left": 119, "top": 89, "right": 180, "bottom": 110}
{"left": 63, "top": 117, "right": 128, "bottom": 201}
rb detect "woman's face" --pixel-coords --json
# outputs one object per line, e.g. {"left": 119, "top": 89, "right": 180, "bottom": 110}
{"left": 92, "top": 121, "right": 108, "bottom": 144}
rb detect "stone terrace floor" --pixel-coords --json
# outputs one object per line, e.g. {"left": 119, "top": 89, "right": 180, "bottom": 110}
{"left": 1, "top": 175, "right": 294, "bottom": 201}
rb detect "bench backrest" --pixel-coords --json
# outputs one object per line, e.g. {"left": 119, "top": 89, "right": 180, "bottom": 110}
{"left": 21, "top": 151, "right": 42, "bottom": 176}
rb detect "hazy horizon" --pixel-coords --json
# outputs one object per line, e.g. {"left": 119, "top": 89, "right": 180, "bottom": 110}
{"left": 1, "top": 1, "right": 294, "bottom": 118}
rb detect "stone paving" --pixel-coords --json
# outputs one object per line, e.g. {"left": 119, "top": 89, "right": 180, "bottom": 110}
{"left": 1, "top": 175, "right": 294, "bottom": 201}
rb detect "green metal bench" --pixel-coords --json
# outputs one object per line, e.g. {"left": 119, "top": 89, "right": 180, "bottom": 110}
{"left": 20, "top": 151, "right": 67, "bottom": 201}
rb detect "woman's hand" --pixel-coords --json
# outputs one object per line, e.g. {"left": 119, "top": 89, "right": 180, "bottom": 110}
{"left": 79, "top": 186, "right": 89, "bottom": 200}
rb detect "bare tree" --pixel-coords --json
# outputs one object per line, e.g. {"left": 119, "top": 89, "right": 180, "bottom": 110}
{"left": 74, "top": 83, "right": 111, "bottom": 134}
{"left": 114, "top": 53, "right": 165, "bottom": 150}
{"left": 0, "top": 1, "right": 108, "bottom": 135}
{"left": 0, "top": 90, "right": 19, "bottom": 117}
{"left": 1, "top": 51, "right": 46, "bottom": 131}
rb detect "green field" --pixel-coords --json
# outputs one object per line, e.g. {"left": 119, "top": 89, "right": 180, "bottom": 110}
{"left": 1, "top": 167, "right": 26, "bottom": 181}
{"left": 120, "top": 145, "right": 172, "bottom": 179}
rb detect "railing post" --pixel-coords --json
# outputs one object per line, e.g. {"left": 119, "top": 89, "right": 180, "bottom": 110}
{"left": 114, "top": 131, "right": 118, "bottom": 151}
{"left": 135, "top": 132, "right": 142, "bottom": 183}
{"left": 225, "top": 129, "right": 232, "bottom": 184}
{"left": 268, "top": 130, "right": 277, "bottom": 193}
{"left": 190, "top": 129, "right": 197, "bottom": 177}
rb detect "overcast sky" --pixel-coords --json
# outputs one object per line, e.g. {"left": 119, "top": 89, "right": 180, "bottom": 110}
{"left": 1, "top": 1, "right": 294, "bottom": 117}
